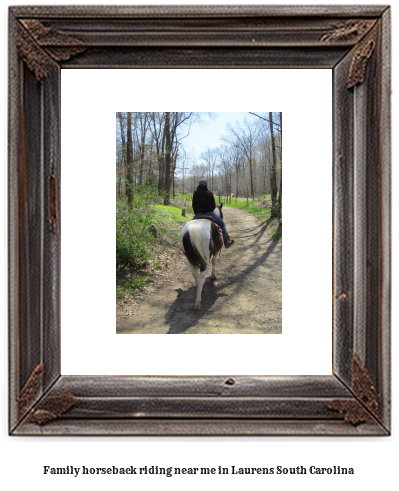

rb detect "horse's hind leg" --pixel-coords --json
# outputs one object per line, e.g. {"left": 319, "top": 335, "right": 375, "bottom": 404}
{"left": 194, "top": 270, "right": 206, "bottom": 310}
{"left": 188, "top": 263, "right": 199, "bottom": 288}
{"left": 211, "top": 255, "right": 217, "bottom": 280}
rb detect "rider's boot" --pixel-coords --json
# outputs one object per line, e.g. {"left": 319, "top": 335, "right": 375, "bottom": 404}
{"left": 224, "top": 234, "right": 235, "bottom": 248}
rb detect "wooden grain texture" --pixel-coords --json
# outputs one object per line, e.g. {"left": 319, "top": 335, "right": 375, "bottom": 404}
{"left": 8, "top": 5, "right": 391, "bottom": 436}
{"left": 332, "top": 19, "right": 390, "bottom": 435}
{"left": 379, "top": 7, "right": 391, "bottom": 432}
{"left": 60, "top": 397, "right": 349, "bottom": 420}
{"left": 15, "top": 17, "right": 378, "bottom": 48}
{"left": 10, "top": 5, "right": 389, "bottom": 18}
{"left": 8, "top": 9, "right": 21, "bottom": 431}
{"left": 333, "top": 51, "right": 355, "bottom": 386}
{"left": 15, "top": 418, "right": 386, "bottom": 437}
{"left": 20, "top": 31, "right": 361, "bottom": 48}
{"left": 353, "top": 70, "right": 369, "bottom": 365}
{"left": 54, "top": 375, "right": 350, "bottom": 398}
{"left": 19, "top": 64, "right": 43, "bottom": 400}
{"left": 363, "top": 26, "right": 380, "bottom": 392}
{"left": 350, "top": 23, "right": 383, "bottom": 381}
{"left": 41, "top": 61, "right": 61, "bottom": 391}
{"left": 39, "top": 17, "right": 376, "bottom": 34}
{"left": 59, "top": 46, "right": 349, "bottom": 69}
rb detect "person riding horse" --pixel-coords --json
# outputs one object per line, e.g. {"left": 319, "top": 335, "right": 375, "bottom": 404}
{"left": 192, "top": 178, "right": 235, "bottom": 248}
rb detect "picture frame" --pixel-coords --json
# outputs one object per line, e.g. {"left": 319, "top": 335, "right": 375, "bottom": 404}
{"left": 8, "top": 5, "right": 391, "bottom": 436}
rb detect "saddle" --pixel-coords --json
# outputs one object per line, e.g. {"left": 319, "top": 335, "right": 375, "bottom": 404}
{"left": 194, "top": 215, "right": 215, "bottom": 223}
{"left": 193, "top": 215, "right": 222, "bottom": 235}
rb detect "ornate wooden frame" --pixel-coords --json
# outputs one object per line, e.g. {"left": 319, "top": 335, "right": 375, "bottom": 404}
{"left": 8, "top": 5, "right": 391, "bottom": 436}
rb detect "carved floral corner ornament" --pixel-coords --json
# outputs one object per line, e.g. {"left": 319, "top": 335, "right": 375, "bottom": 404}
{"left": 16, "top": 19, "right": 85, "bottom": 81}
{"left": 328, "top": 354, "right": 380, "bottom": 425}
{"left": 16, "top": 17, "right": 379, "bottom": 89}
{"left": 320, "top": 19, "right": 378, "bottom": 88}
{"left": 320, "top": 19, "right": 376, "bottom": 43}
{"left": 346, "top": 28, "right": 378, "bottom": 88}
{"left": 18, "top": 363, "right": 76, "bottom": 425}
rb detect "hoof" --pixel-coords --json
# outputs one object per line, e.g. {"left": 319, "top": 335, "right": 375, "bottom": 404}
{"left": 194, "top": 303, "right": 201, "bottom": 311}
{"left": 211, "top": 275, "right": 217, "bottom": 281}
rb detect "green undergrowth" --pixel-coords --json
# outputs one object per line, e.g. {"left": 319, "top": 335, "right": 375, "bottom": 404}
{"left": 152, "top": 204, "right": 192, "bottom": 241}
{"left": 270, "top": 221, "right": 282, "bottom": 241}
{"left": 224, "top": 196, "right": 272, "bottom": 222}
{"left": 116, "top": 188, "right": 159, "bottom": 271}
{"left": 116, "top": 200, "right": 192, "bottom": 301}
{"left": 116, "top": 273, "right": 154, "bottom": 300}
{"left": 169, "top": 194, "right": 194, "bottom": 215}
{"left": 154, "top": 204, "right": 192, "bottom": 223}
{"left": 221, "top": 195, "right": 282, "bottom": 241}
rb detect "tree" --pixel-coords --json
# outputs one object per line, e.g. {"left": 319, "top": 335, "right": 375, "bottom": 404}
{"left": 149, "top": 112, "right": 166, "bottom": 193}
{"left": 216, "top": 145, "right": 234, "bottom": 197}
{"left": 269, "top": 112, "right": 278, "bottom": 215}
{"left": 248, "top": 111, "right": 282, "bottom": 218}
{"left": 134, "top": 112, "right": 150, "bottom": 186}
{"left": 277, "top": 113, "right": 282, "bottom": 215}
{"left": 116, "top": 112, "right": 281, "bottom": 210}
{"left": 126, "top": 112, "right": 134, "bottom": 208}
{"left": 163, "top": 112, "right": 172, "bottom": 205}
{"left": 148, "top": 112, "right": 196, "bottom": 203}
{"left": 200, "top": 147, "right": 218, "bottom": 189}
{"left": 268, "top": 112, "right": 282, "bottom": 219}
{"left": 224, "top": 119, "right": 260, "bottom": 198}
{"left": 229, "top": 144, "right": 245, "bottom": 198}
{"left": 116, "top": 112, "right": 126, "bottom": 196}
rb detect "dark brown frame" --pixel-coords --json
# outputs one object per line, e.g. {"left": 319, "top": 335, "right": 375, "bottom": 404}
{"left": 9, "top": 5, "right": 391, "bottom": 436}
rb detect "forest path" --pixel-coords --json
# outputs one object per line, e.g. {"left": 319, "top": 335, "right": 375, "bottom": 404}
{"left": 116, "top": 206, "right": 282, "bottom": 334}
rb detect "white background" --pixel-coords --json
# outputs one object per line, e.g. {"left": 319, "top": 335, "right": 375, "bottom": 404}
{"left": 1, "top": 1, "right": 397, "bottom": 491}
{"left": 61, "top": 68, "right": 332, "bottom": 376}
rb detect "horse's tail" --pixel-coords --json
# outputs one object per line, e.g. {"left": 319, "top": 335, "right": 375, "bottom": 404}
{"left": 181, "top": 222, "right": 209, "bottom": 271}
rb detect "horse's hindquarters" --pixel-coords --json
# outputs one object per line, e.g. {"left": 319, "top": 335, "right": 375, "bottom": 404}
{"left": 180, "top": 220, "right": 211, "bottom": 271}
{"left": 179, "top": 219, "right": 214, "bottom": 310}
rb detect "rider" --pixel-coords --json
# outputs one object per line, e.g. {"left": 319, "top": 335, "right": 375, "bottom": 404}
{"left": 192, "top": 178, "right": 235, "bottom": 248}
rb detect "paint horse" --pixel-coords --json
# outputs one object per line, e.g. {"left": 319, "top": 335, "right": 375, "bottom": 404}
{"left": 179, "top": 205, "right": 224, "bottom": 310}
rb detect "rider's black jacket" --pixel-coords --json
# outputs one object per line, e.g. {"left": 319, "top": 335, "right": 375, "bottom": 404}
{"left": 192, "top": 186, "right": 216, "bottom": 215}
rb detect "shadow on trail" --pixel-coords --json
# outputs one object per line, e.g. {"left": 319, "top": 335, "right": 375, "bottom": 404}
{"left": 233, "top": 222, "right": 264, "bottom": 237}
{"left": 165, "top": 280, "right": 228, "bottom": 334}
{"left": 235, "top": 223, "right": 269, "bottom": 242}
{"left": 233, "top": 217, "right": 279, "bottom": 244}
{"left": 218, "top": 233, "right": 280, "bottom": 299}
{"left": 165, "top": 223, "right": 280, "bottom": 333}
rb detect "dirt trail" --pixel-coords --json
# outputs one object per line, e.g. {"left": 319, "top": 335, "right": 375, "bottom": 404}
{"left": 117, "top": 207, "right": 282, "bottom": 334}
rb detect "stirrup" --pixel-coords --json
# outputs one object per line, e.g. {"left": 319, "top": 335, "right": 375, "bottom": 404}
{"left": 224, "top": 237, "right": 235, "bottom": 248}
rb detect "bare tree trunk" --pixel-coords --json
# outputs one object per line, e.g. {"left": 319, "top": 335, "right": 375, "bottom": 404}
{"left": 148, "top": 139, "right": 153, "bottom": 186}
{"left": 249, "top": 141, "right": 254, "bottom": 199}
{"left": 139, "top": 138, "right": 145, "bottom": 186}
{"left": 126, "top": 112, "right": 134, "bottom": 208}
{"left": 277, "top": 112, "right": 282, "bottom": 216}
{"left": 171, "top": 142, "right": 179, "bottom": 198}
{"left": 158, "top": 130, "right": 165, "bottom": 194}
{"left": 164, "top": 112, "right": 171, "bottom": 205}
{"left": 137, "top": 113, "right": 149, "bottom": 186}
{"left": 172, "top": 165, "right": 175, "bottom": 198}
{"left": 263, "top": 152, "right": 267, "bottom": 195}
{"left": 269, "top": 112, "right": 279, "bottom": 218}
{"left": 117, "top": 112, "right": 126, "bottom": 196}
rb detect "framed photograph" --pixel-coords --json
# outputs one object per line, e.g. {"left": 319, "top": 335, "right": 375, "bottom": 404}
{"left": 113, "top": 109, "right": 284, "bottom": 336}
{"left": 9, "top": 5, "right": 391, "bottom": 435}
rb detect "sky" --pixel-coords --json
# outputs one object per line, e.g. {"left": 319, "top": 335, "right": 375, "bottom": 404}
{"left": 176, "top": 111, "right": 258, "bottom": 174}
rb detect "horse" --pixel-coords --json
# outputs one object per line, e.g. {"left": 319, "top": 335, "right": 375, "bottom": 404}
{"left": 179, "top": 204, "right": 224, "bottom": 310}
